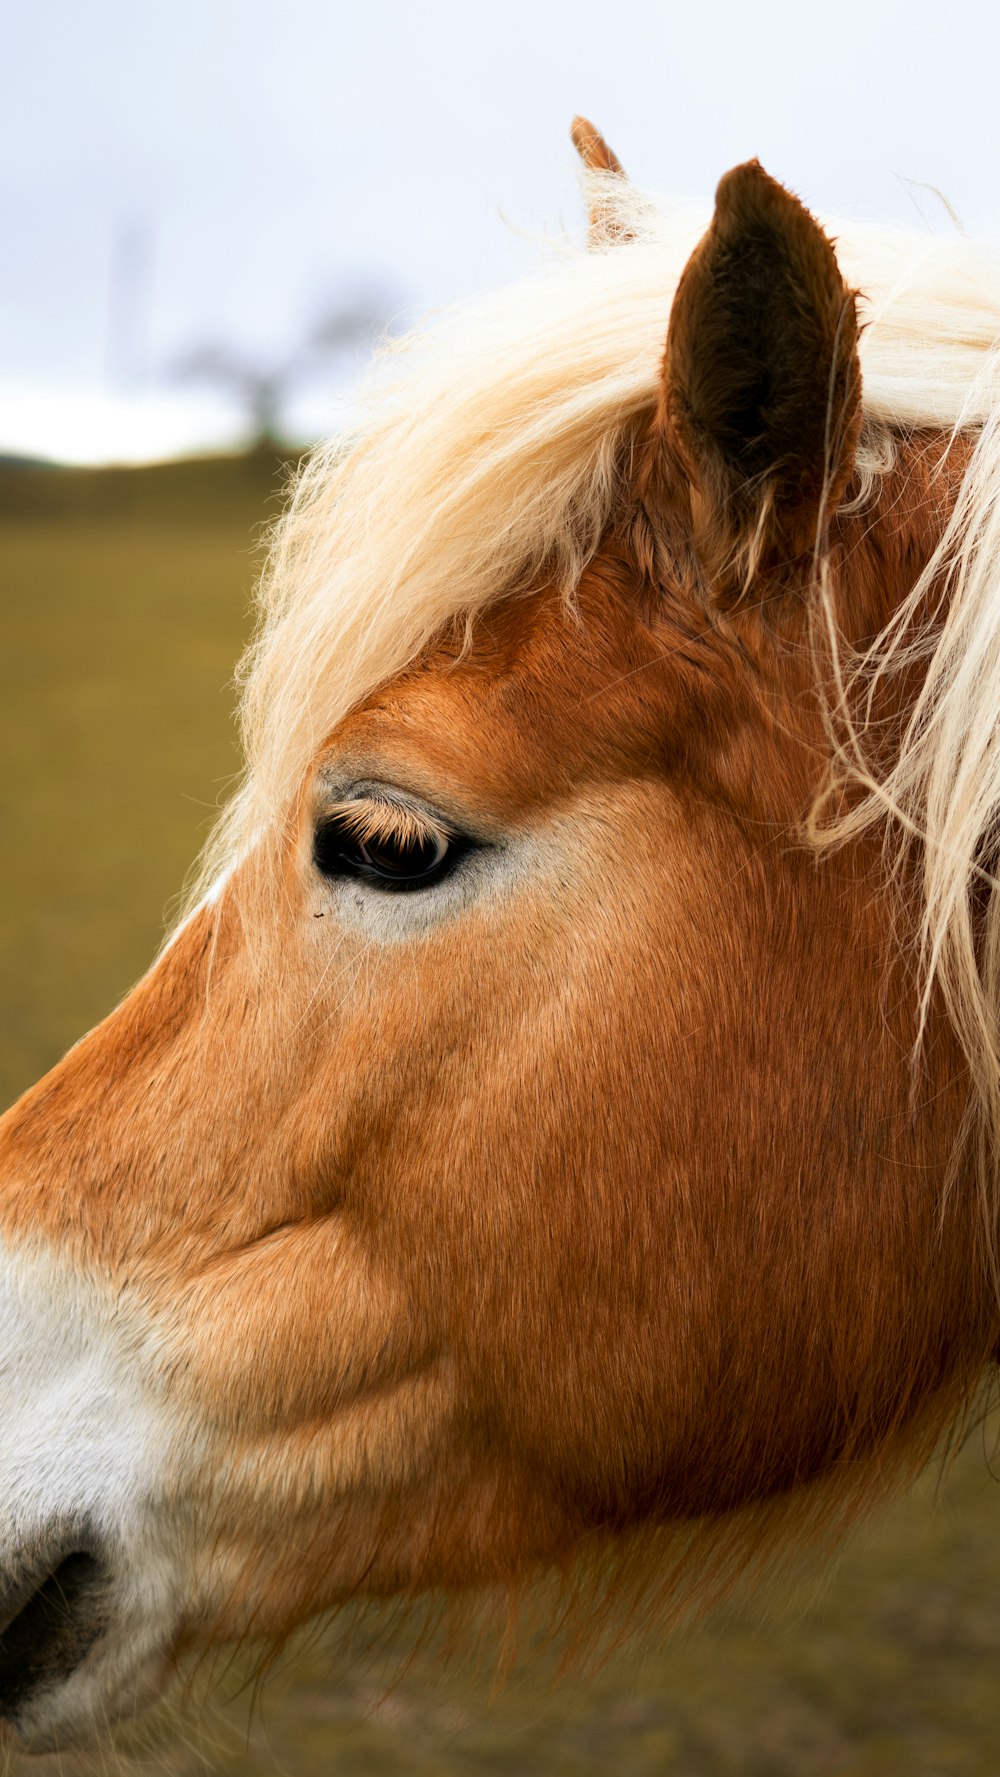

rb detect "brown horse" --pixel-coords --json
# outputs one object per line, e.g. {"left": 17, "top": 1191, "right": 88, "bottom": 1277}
{"left": 3, "top": 122, "right": 1000, "bottom": 1751}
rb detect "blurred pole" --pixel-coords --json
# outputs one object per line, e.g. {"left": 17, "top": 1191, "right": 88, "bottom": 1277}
{"left": 106, "top": 218, "right": 155, "bottom": 390}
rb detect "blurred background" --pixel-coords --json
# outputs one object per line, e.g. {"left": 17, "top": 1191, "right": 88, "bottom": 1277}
{"left": 7, "top": 0, "right": 1000, "bottom": 467}
{"left": 4, "top": 1, "right": 1000, "bottom": 1771}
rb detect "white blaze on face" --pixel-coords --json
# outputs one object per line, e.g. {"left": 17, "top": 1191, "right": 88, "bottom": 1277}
{"left": 0, "top": 1238, "right": 186, "bottom": 1750}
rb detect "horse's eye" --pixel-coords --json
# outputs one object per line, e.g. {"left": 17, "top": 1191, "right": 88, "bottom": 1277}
{"left": 314, "top": 812, "right": 460, "bottom": 891}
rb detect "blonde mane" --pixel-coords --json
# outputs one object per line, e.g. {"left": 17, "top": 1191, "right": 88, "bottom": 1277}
{"left": 199, "top": 173, "right": 1000, "bottom": 1221}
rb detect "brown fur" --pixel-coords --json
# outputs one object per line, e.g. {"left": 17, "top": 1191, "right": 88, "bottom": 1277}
{"left": 570, "top": 114, "right": 634, "bottom": 246}
{"left": 0, "top": 168, "right": 995, "bottom": 1666}
{"left": 570, "top": 115, "right": 626, "bottom": 178}
{"left": 662, "top": 161, "right": 862, "bottom": 602}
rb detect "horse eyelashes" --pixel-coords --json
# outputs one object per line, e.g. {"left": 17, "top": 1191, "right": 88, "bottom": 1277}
{"left": 313, "top": 800, "right": 464, "bottom": 891}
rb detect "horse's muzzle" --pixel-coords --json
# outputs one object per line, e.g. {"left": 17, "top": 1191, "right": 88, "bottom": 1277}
{"left": 0, "top": 1538, "right": 110, "bottom": 1728}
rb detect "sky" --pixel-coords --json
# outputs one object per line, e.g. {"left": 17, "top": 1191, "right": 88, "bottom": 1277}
{"left": 5, "top": 0, "right": 999, "bottom": 464}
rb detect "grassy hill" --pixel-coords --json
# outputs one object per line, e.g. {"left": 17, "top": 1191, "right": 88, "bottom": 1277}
{"left": 3, "top": 455, "right": 1000, "bottom": 1776}
{"left": 0, "top": 452, "right": 289, "bottom": 1099}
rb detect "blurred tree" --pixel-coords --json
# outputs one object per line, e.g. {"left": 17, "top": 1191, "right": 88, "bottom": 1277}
{"left": 172, "top": 290, "right": 394, "bottom": 447}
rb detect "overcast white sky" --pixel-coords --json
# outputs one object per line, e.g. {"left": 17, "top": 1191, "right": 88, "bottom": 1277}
{"left": 4, "top": 0, "right": 999, "bottom": 462}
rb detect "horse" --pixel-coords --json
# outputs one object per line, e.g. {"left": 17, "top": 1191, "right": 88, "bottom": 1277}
{"left": 3, "top": 117, "right": 1000, "bottom": 1753}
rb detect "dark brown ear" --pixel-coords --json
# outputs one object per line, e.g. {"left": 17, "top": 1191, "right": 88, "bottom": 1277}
{"left": 661, "top": 161, "right": 861, "bottom": 603}
{"left": 570, "top": 115, "right": 634, "bottom": 247}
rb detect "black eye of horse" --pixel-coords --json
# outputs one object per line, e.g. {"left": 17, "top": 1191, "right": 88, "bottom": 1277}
{"left": 313, "top": 811, "right": 461, "bottom": 892}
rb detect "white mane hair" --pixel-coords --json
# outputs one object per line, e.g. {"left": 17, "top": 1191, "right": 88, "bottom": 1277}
{"left": 198, "top": 169, "right": 1000, "bottom": 1218}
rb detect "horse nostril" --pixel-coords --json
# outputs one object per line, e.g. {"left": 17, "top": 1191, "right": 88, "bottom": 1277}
{"left": 0, "top": 1550, "right": 109, "bottom": 1719}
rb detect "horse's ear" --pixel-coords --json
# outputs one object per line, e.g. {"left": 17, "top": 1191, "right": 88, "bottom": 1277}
{"left": 661, "top": 161, "right": 861, "bottom": 604}
{"left": 570, "top": 115, "right": 635, "bottom": 247}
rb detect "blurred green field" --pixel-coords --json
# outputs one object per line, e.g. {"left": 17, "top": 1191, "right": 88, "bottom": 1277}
{"left": 3, "top": 457, "right": 1000, "bottom": 1776}
{"left": 0, "top": 453, "right": 283, "bottom": 1097}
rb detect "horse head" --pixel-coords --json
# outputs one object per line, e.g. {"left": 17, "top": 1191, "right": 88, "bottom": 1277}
{"left": 1, "top": 136, "right": 996, "bottom": 1749}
